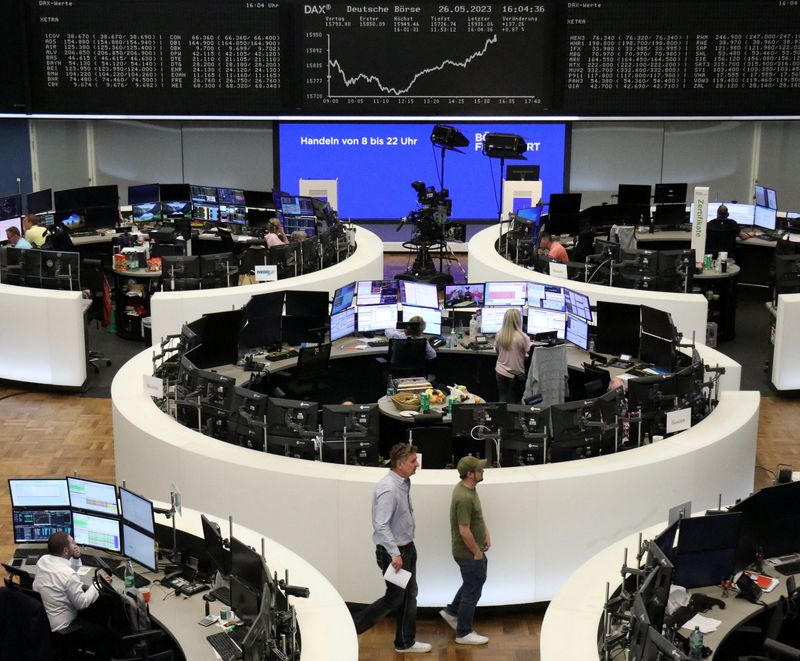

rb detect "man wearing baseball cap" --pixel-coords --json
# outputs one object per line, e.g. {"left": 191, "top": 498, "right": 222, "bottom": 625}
{"left": 439, "top": 455, "right": 490, "bottom": 645}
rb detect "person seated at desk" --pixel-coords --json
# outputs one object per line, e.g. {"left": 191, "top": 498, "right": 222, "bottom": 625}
{"left": 537, "top": 231, "right": 569, "bottom": 263}
{"left": 707, "top": 204, "right": 753, "bottom": 256}
{"left": 290, "top": 229, "right": 308, "bottom": 243}
{"left": 23, "top": 214, "right": 48, "bottom": 248}
{"left": 5, "top": 226, "right": 32, "bottom": 249}
{"left": 266, "top": 217, "right": 288, "bottom": 248}
{"left": 33, "top": 532, "right": 114, "bottom": 660}
{"left": 385, "top": 316, "right": 437, "bottom": 360}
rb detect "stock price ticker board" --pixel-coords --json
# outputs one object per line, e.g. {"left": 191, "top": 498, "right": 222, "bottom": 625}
{"left": 298, "top": 2, "right": 555, "bottom": 115}
{"left": 563, "top": 0, "right": 800, "bottom": 116}
{"left": 25, "top": 0, "right": 287, "bottom": 115}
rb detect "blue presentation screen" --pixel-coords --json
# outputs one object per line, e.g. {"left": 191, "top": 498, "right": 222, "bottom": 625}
{"left": 279, "top": 122, "right": 567, "bottom": 221}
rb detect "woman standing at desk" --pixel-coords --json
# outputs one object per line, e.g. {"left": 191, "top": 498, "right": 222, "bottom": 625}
{"left": 266, "top": 217, "right": 288, "bottom": 247}
{"left": 494, "top": 308, "right": 531, "bottom": 403}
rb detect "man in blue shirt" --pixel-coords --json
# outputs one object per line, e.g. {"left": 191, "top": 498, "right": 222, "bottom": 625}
{"left": 5, "top": 226, "right": 32, "bottom": 249}
{"left": 352, "top": 443, "right": 431, "bottom": 654}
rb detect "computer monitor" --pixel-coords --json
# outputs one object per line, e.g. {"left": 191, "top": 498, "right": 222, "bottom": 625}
{"left": 0, "top": 194, "right": 22, "bottom": 221}
{"left": 640, "top": 542, "right": 674, "bottom": 631}
{"left": 201, "top": 513, "right": 231, "bottom": 576}
{"left": 548, "top": 193, "right": 582, "bottom": 215}
{"left": 132, "top": 203, "right": 162, "bottom": 224}
{"left": 195, "top": 310, "right": 242, "bottom": 368}
{"left": 13, "top": 508, "right": 72, "bottom": 544}
{"left": 55, "top": 210, "right": 86, "bottom": 232}
{"left": 444, "top": 283, "right": 484, "bottom": 308}
{"left": 527, "top": 283, "right": 565, "bottom": 311}
{"left": 401, "top": 305, "right": 442, "bottom": 336}
{"left": 754, "top": 205, "right": 777, "bottom": 231}
{"left": 628, "top": 593, "right": 651, "bottom": 661}
{"left": 192, "top": 203, "right": 219, "bottom": 223}
{"left": 451, "top": 402, "right": 507, "bottom": 439}
{"left": 127, "top": 183, "right": 160, "bottom": 205}
{"left": 754, "top": 184, "right": 767, "bottom": 208}
{"left": 484, "top": 281, "right": 527, "bottom": 307}
{"left": 330, "top": 307, "right": 356, "bottom": 341}
{"left": 775, "top": 254, "right": 800, "bottom": 295}
{"left": 285, "top": 290, "right": 329, "bottom": 320}
{"left": 217, "top": 188, "right": 246, "bottom": 206}
{"left": 617, "top": 184, "right": 651, "bottom": 206}
{"left": 67, "top": 476, "right": 119, "bottom": 517}
{"left": 356, "top": 280, "right": 399, "bottom": 306}
{"left": 196, "top": 369, "right": 236, "bottom": 411}
{"left": 71, "top": 511, "right": 122, "bottom": 553}
{"left": 526, "top": 306, "right": 565, "bottom": 339}
{"left": 639, "top": 334, "right": 675, "bottom": 371}
{"left": 27, "top": 189, "right": 53, "bottom": 215}
{"left": 331, "top": 282, "right": 356, "bottom": 315}
{"left": 191, "top": 185, "right": 218, "bottom": 204}
{"left": 652, "top": 203, "right": 686, "bottom": 228}
{"left": 641, "top": 627, "right": 689, "bottom": 661}
{"left": 653, "top": 183, "right": 687, "bottom": 205}
{"left": 356, "top": 304, "right": 397, "bottom": 333}
{"left": 84, "top": 185, "right": 118, "bottom": 208}
{"left": 9, "top": 478, "right": 70, "bottom": 507}
{"left": 85, "top": 206, "right": 118, "bottom": 231}
{"left": 766, "top": 187, "right": 778, "bottom": 211}
{"left": 641, "top": 306, "right": 675, "bottom": 342}
{"left": 239, "top": 292, "right": 283, "bottom": 351}
{"left": 653, "top": 520, "right": 679, "bottom": 557}
{"left": 480, "top": 306, "right": 522, "bottom": 334}
{"left": 119, "top": 486, "right": 155, "bottom": 535}
{"left": 159, "top": 184, "right": 191, "bottom": 203}
{"left": 565, "top": 315, "right": 589, "bottom": 350}
{"left": 673, "top": 512, "right": 742, "bottom": 589}
{"left": 399, "top": 281, "right": 439, "bottom": 309}
{"left": 231, "top": 576, "right": 260, "bottom": 625}
{"left": 160, "top": 255, "right": 201, "bottom": 279}
{"left": 595, "top": 301, "right": 640, "bottom": 356}
{"left": 161, "top": 201, "right": 192, "bottom": 220}
{"left": 692, "top": 202, "right": 755, "bottom": 225}
{"left": 321, "top": 404, "right": 379, "bottom": 465}
{"left": 503, "top": 404, "right": 548, "bottom": 465}
{"left": 219, "top": 205, "right": 247, "bottom": 225}
{"left": 122, "top": 523, "right": 157, "bottom": 572}
{"left": 733, "top": 480, "right": 800, "bottom": 560}
{"left": 564, "top": 289, "right": 592, "bottom": 322}
{"left": 267, "top": 398, "right": 318, "bottom": 438}
{"left": 549, "top": 398, "right": 603, "bottom": 462}
{"left": 230, "top": 536, "right": 266, "bottom": 595}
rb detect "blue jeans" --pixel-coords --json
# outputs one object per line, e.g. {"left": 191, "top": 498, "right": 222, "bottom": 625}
{"left": 352, "top": 542, "right": 418, "bottom": 649}
{"left": 445, "top": 555, "right": 488, "bottom": 637}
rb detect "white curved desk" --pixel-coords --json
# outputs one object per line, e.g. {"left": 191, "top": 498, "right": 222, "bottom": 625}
{"left": 113, "top": 346, "right": 756, "bottom": 607}
{"left": 468, "top": 225, "right": 710, "bottom": 349}
{"left": 147, "top": 504, "right": 357, "bottom": 661}
{"left": 149, "top": 226, "right": 384, "bottom": 345}
{"left": 0, "top": 283, "right": 87, "bottom": 387}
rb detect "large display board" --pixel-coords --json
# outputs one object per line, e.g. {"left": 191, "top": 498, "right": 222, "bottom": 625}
{"left": 7, "top": 0, "right": 800, "bottom": 117}
{"left": 299, "top": 2, "right": 554, "bottom": 114}
{"left": 26, "top": 0, "right": 286, "bottom": 115}
{"left": 279, "top": 122, "right": 567, "bottom": 220}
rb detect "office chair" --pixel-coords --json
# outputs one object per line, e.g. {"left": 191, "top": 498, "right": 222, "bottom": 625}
{"left": 238, "top": 246, "right": 269, "bottom": 282}
{"left": 408, "top": 426, "right": 453, "bottom": 469}
{"left": 384, "top": 338, "right": 428, "bottom": 379}
{"left": 268, "top": 243, "right": 299, "bottom": 279}
{"left": 97, "top": 588, "right": 172, "bottom": 661}
{"left": 80, "top": 258, "right": 112, "bottom": 373}
{"left": 216, "top": 228, "right": 236, "bottom": 253}
{"left": 1, "top": 562, "right": 34, "bottom": 589}
{"left": 278, "top": 343, "right": 332, "bottom": 401}
{"left": 583, "top": 363, "right": 611, "bottom": 393}
{"left": 299, "top": 236, "right": 321, "bottom": 274}
{"left": 0, "top": 585, "right": 52, "bottom": 661}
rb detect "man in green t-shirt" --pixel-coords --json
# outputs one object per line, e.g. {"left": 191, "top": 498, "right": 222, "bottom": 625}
{"left": 439, "top": 456, "right": 490, "bottom": 645}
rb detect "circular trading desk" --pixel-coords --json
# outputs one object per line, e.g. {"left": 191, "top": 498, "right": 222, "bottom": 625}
{"left": 147, "top": 505, "right": 357, "bottom": 660}
{"left": 113, "top": 341, "right": 757, "bottom": 608}
{"left": 149, "top": 225, "right": 383, "bottom": 345}
{"left": 468, "top": 225, "right": 710, "bottom": 344}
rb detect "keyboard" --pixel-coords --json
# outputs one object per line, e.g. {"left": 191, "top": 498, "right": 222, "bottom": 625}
{"left": 206, "top": 631, "right": 242, "bottom": 660}
{"left": 774, "top": 560, "right": 800, "bottom": 576}
{"left": 82, "top": 555, "right": 120, "bottom": 570}
{"left": 367, "top": 339, "right": 389, "bottom": 348}
{"left": 25, "top": 557, "right": 40, "bottom": 565}
{"left": 13, "top": 548, "right": 44, "bottom": 557}
{"left": 210, "top": 585, "right": 232, "bottom": 606}
{"left": 266, "top": 349, "right": 299, "bottom": 361}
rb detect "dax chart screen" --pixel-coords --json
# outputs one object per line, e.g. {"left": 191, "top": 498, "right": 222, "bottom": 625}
{"left": 298, "top": 2, "right": 554, "bottom": 115}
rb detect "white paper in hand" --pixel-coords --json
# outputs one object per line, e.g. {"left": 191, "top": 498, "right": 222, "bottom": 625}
{"left": 383, "top": 564, "right": 412, "bottom": 589}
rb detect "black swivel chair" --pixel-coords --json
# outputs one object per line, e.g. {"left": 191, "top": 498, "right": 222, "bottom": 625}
{"left": 582, "top": 363, "right": 611, "bottom": 396}
{"left": 277, "top": 343, "right": 332, "bottom": 401}
{"left": 80, "top": 258, "right": 112, "bottom": 373}
{"left": 299, "top": 236, "right": 321, "bottom": 274}
{"left": 385, "top": 338, "right": 429, "bottom": 380}
{"left": 268, "top": 243, "right": 299, "bottom": 279}
{"left": 0, "top": 585, "right": 52, "bottom": 661}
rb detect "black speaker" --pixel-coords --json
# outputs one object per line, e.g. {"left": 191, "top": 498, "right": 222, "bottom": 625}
{"left": 430, "top": 125, "right": 468, "bottom": 150}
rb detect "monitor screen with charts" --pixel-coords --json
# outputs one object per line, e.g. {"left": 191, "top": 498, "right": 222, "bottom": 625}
{"left": 122, "top": 523, "right": 157, "bottom": 572}
{"left": 72, "top": 511, "right": 121, "bottom": 553}
{"left": 13, "top": 508, "right": 72, "bottom": 544}
{"left": 527, "top": 307, "right": 565, "bottom": 339}
{"left": 356, "top": 280, "right": 399, "bottom": 306}
{"left": 119, "top": 486, "right": 155, "bottom": 534}
{"left": 9, "top": 478, "right": 70, "bottom": 508}
{"left": 484, "top": 281, "right": 527, "bottom": 307}
{"left": 399, "top": 281, "right": 439, "bottom": 309}
{"left": 691, "top": 202, "right": 755, "bottom": 226}
{"left": 67, "top": 477, "right": 119, "bottom": 517}
{"left": 481, "top": 306, "right": 522, "bottom": 334}
{"left": 565, "top": 315, "right": 589, "bottom": 350}
{"left": 564, "top": 289, "right": 592, "bottom": 322}
{"left": 400, "top": 305, "right": 442, "bottom": 336}
{"left": 331, "top": 282, "right": 356, "bottom": 315}
{"left": 356, "top": 304, "right": 397, "bottom": 333}
{"left": 330, "top": 307, "right": 356, "bottom": 342}
{"left": 754, "top": 205, "right": 777, "bottom": 231}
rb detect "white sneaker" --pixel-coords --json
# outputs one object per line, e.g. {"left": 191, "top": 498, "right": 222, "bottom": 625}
{"left": 439, "top": 609, "right": 457, "bottom": 631}
{"left": 394, "top": 641, "right": 432, "bottom": 654}
{"left": 455, "top": 631, "right": 489, "bottom": 645}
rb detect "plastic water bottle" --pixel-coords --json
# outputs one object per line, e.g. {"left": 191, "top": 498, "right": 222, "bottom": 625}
{"left": 689, "top": 626, "right": 703, "bottom": 660}
{"left": 468, "top": 314, "right": 479, "bottom": 343}
{"left": 386, "top": 376, "right": 396, "bottom": 397}
{"left": 448, "top": 327, "right": 457, "bottom": 349}
{"left": 124, "top": 559, "right": 135, "bottom": 589}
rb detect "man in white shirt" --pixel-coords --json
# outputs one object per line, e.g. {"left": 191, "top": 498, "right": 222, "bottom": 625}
{"left": 33, "top": 532, "right": 113, "bottom": 659}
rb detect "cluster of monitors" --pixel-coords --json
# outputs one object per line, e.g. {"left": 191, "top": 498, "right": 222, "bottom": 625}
{"left": 128, "top": 183, "right": 333, "bottom": 234}
{"left": 0, "top": 247, "right": 81, "bottom": 291}
{"left": 177, "top": 355, "right": 379, "bottom": 464}
{"left": 200, "top": 515, "right": 275, "bottom": 659}
{"left": 9, "top": 477, "right": 158, "bottom": 573}
{"left": 594, "top": 302, "right": 678, "bottom": 372}
{"left": 329, "top": 280, "right": 593, "bottom": 349}
{"left": 629, "top": 480, "right": 800, "bottom": 660}
{"left": 159, "top": 253, "right": 236, "bottom": 290}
